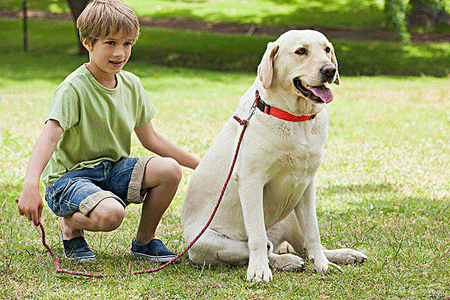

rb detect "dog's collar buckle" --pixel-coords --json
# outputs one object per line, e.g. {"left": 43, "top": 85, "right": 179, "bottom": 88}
{"left": 254, "top": 90, "right": 317, "bottom": 122}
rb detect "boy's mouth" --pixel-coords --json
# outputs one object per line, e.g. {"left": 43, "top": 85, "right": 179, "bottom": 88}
{"left": 109, "top": 60, "right": 124, "bottom": 67}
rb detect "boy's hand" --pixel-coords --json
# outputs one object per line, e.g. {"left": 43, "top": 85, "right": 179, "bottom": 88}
{"left": 17, "top": 119, "right": 63, "bottom": 226}
{"left": 18, "top": 187, "right": 43, "bottom": 226}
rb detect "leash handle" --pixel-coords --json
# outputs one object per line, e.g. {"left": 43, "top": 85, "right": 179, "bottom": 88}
{"left": 14, "top": 116, "right": 250, "bottom": 278}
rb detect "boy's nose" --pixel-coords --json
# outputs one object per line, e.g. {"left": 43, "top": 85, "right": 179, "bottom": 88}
{"left": 113, "top": 46, "right": 125, "bottom": 57}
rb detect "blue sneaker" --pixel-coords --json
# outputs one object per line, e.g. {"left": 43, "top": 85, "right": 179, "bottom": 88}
{"left": 131, "top": 238, "right": 178, "bottom": 263}
{"left": 62, "top": 236, "right": 96, "bottom": 262}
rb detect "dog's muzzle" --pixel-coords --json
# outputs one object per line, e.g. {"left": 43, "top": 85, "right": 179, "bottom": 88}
{"left": 320, "top": 64, "right": 337, "bottom": 84}
{"left": 294, "top": 78, "right": 334, "bottom": 104}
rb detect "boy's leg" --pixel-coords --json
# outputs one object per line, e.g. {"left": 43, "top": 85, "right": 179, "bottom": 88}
{"left": 61, "top": 197, "right": 125, "bottom": 262}
{"left": 135, "top": 157, "right": 182, "bottom": 245}
{"left": 61, "top": 197, "right": 125, "bottom": 240}
{"left": 46, "top": 160, "right": 133, "bottom": 261}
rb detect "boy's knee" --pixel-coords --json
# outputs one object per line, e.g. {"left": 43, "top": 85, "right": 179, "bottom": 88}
{"left": 93, "top": 199, "right": 125, "bottom": 231}
{"left": 162, "top": 157, "right": 182, "bottom": 183}
{"left": 154, "top": 157, "right": 182, "bottom": 184}
{"left": 142, "top": 157, "right": 182, "bottom": 189}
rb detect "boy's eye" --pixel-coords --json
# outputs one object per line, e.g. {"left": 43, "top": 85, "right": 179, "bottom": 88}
{"left": 124, "top": 42, "right": 132, "bottom": 46}
{"left": 106, "top": 41, "right": 115, "bottom": 45}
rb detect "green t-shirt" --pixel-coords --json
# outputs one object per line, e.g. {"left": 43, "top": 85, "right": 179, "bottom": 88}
{"left": 42, "top": 64, "right": 156, "bottom": 187}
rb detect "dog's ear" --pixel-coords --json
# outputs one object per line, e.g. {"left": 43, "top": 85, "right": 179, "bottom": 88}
{"left": 258, "top": 42, "right": 279, "bottom": 89}
{"left": 330, "top": 44, "right": 340, "bottom": 85}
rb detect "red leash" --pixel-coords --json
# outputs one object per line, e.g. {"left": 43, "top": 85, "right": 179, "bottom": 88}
{"left": 16, "top": 115, "right": 250, "bottom": 278}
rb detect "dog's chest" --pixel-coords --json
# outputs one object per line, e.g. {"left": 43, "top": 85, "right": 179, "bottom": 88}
{"left": 272, "top": 122, "right": 324, "bottom": 171}
{"left": 268, "top": 140, "right": 319, "bottom": 194}
{"left": 261, "top": 122, "right": 325, "bottom": 218}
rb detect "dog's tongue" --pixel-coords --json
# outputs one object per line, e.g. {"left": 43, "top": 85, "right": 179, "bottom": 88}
{"left": 310, "top": 85, "right": 334, "bottom": 104}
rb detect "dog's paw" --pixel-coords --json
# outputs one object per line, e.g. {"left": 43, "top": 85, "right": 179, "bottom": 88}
{"left": 246, "top": 263, "right": 273, "bottom": 283}
{"left": 269, "top": 253, "right": 305, "bottom": 272}
{"left": 324, "top": 248, "right": 368, "bottom": 264}
{"left": 309, "top": 252, "right": 330, "bottom": 275}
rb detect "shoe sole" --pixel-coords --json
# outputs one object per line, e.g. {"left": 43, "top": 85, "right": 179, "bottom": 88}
{"left": 131, "top": 251, "right": 178, "bottom": 263}
{"left": 65, "top": 254, "right": 96, "bottom": 263}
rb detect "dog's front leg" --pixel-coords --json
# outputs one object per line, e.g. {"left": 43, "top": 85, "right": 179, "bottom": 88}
{"left": 295, "top": 181, "right": 330, "bottom": 274}
{"left": 238, "top": 174, "right": 272, "bottom": 283}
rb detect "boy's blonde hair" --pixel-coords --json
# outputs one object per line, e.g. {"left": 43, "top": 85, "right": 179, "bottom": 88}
{"left": 77, "top": 0, "right": 140, "bottom": 46}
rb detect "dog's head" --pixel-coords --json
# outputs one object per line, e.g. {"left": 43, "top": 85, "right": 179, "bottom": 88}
{"left": 258, "top": 30, "right": 339, "bottom": 105}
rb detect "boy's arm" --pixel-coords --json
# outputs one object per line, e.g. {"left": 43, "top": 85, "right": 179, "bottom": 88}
{"left": 134, "top": 121, "right": 200, "bottom": 170}
{"left": 18, "top": 120, "right": 63, "bottom": 226}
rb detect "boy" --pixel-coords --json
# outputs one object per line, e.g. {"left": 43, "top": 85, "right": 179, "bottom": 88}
{"left": 17, "top": 0, "right": 200, "bottom": 262}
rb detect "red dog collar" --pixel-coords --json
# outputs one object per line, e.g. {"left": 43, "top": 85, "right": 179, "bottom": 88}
{"left": 255, "top": 90, "right": 317, "bottom": 122}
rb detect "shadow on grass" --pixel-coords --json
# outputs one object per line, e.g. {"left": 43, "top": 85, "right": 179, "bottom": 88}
{"left": 1, "top": 18, "right": 450, "bottom": 82}
{"left": 318, "top": 182, "right": 450, "bottom": 222}
{"left": 333, "top": 40, "right": 450, "bottom": 77}
{"left": 318, "top": 182, "right": 395, "bottom": 196}
{"left": 0, "top": 52, "right": 87, "bottom": 83}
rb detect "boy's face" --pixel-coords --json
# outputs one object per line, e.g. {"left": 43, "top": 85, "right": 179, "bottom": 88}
{"left": 84, "top": 29, "right": 134, "bottom": 84}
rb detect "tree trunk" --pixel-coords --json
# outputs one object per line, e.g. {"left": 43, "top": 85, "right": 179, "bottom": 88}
{"left": 66, "top": 0, "right": 89, "bottom": 55}
{"left": 407, "top": 0, "right": 450, "bottom": 28}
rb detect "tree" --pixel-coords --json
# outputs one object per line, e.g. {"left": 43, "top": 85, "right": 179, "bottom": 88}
{"left": 17, "top": 0, "right": 89, "bottom": 54}
{"left": 407, "top": 0, "right": 450, "bottom": 28}
{"left": 66, "top": 0, "right": 89, "bottom": 55}
{"left": 385, "top": 0, "right": 450, "bottom": 43}
{"left": 385, "top": 0, "right": 411, "bottom": 43}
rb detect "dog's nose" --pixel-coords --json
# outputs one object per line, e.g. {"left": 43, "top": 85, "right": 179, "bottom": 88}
{"left": 320, "top": 64, "right": 336, "bottom": 82}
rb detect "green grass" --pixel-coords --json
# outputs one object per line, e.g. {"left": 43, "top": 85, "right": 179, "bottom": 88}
{"left": 2, "top": 0, "right": 450, "bottom": 30}
{"left": 2, "top": 57, "right": 450, "bottom": 299}
{"left": 4, "top": 0, "right": 450, "bottom": 34}
{"left": 1, "top": 18, "right": 450, "bottom": 77}
{"left": 1, "top": 0, "right": 386, "bottom": 29}
{"left": 1, "top": 12, "right": 450, "bottom": 299}
{"left": 1, "top": 51, "right": 450, "bottom": 299}
{"left": 126, "top": 0, "right": 386, "bottom": 29}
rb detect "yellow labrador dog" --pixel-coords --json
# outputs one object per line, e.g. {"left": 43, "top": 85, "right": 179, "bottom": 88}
{"left": 181, "top": 30, "right": 367, "bottom": 283}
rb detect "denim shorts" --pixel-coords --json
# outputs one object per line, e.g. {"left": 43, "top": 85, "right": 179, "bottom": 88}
{"left": 45, "top": 156, "right": 153, "bottom": 217}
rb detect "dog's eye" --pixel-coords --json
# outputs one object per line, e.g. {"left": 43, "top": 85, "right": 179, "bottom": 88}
{"left": 325, "top": 46, "right": 331, "bottom": 53}
{"left": 295, "top": 48, "right": 307, "bottom": 55}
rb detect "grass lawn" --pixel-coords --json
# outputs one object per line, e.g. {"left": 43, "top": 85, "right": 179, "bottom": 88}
{"left": 1, "top": 13, "right": 450, "bottom": 300}
{"left": 1, "top": 18, "right": 450, "bottom": 77}
{"left": 1, "top": 55, "right": 449, "bottom": 299}
{"left": 1, "top": 0, "right": 386, "bottom": 29}
{"left": 2, "top": 0, "right": 450, "bottom": 30}
{"left": 125, "top": 0, "right": 386, "bottom": 29}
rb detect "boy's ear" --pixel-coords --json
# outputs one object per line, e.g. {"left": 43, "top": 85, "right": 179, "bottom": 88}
{"left": 82, "top": 38, "right": 92, "bottom": 52}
